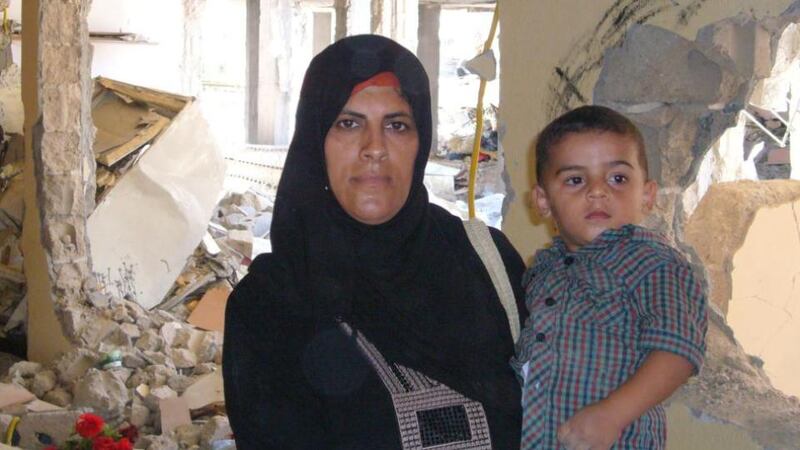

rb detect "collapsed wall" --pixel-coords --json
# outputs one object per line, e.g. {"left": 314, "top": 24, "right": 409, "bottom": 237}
{"left": 594, "top": 3, "right": 800, "bottom": 448}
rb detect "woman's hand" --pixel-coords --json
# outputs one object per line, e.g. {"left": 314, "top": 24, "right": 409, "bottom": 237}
{"left": 556, "top": 401, "right": 623, "bottom": 450}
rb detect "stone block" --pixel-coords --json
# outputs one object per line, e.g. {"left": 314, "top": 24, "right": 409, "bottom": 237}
{"left": 42, "top": 44, "right": 82, "bottom": 84}
{"left": 42, "top": 387, "right": 72, "bottom": 408}
{"left": 8, "top": 361, "right": 43, "bottom": 379}
{"left": 31, "top": 370, "right": 58, "bottom": 398}
{"left": 175, "top": 424, "right": 201, "bottom": 448}
{"left": 199, "top": 416, "right": 232, "bottom": 450}
{"left": 41, "top": 84, "right": 84, "bottom": 134}
{"left": 145, "top": 365, "right": 178, "bottom": 388}
{"left": 167, "top": 348, "right": 197, "bottom": 369}
{"left": 41, "top": 1, "right": 87, "bottom": 46}
{"left": 72, "top": 368, "right": 129, "bottom": 419}
{"left": 55, "top": 348, "right": 97, "bottom": 387}
{"left": 16, "top": 410, "right": 83, "bottom": 450}
{"left": 136, "top": 330, "right": 164, "bottom": 353}
{"left": 145, "top": 385, "right": 177, "bottom": 411}
{"left": 40, "top": 132, "right": 83, "bottom": 172}
{"left": 595, "top": 24, "right": 744, "bottom": 106}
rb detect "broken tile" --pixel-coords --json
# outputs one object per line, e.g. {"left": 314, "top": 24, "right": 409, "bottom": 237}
{"left": 187, "top": 285, "right": 230, "bottom": 332}
{"left": 159, "top": 396, "right": 191, "bottom": 434}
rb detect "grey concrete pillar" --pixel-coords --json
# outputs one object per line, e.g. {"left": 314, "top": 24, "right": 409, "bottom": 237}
{"left": 418, "top": 4, "right": 440, "bottom": 154}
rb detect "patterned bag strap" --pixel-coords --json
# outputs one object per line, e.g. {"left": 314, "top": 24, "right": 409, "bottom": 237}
{"left": 463, "top": 218, "right": 520, "bottom": 342}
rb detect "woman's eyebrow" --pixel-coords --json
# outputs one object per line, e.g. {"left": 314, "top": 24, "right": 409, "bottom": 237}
{"left": 338, "top": 109, "right": 366, "bottom": 119}
{"left": 385, "top": 112, "right": 413, "bottom": 120}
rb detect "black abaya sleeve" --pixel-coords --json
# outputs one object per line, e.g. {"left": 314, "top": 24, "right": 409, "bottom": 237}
{"left": 223, "top": 262, "right": 330, "bottom": 450}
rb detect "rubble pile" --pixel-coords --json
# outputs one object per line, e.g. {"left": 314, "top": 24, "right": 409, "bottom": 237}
{"left": 158, "top": 187, "right": 274, "bottom": 315}
{"left": 1, "top": 295, "right": 232, "bottom": 450}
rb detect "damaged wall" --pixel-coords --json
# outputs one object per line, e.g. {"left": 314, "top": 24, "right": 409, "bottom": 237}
{"left": 500, "top": 0, "right": 794, "bottom": 261}
{"left": 500, "top": 1, "right": 799, "bottom": 448}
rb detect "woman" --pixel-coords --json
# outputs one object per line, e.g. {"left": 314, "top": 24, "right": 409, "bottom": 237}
{"left": 223, "top": 35, "right": 527, "bottom": 449}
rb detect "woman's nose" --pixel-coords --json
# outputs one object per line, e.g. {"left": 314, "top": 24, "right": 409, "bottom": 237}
{"left": 360, "top": 125, "right": 388, "bottom": 161}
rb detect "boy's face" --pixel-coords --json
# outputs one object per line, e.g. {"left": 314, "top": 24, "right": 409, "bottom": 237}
{"left": 533, "top": 131, "right": 657, "bottom": 252}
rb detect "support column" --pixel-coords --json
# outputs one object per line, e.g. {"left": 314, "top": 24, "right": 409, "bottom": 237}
{"left": 334, "top": 0, "right": 370, "bottom": 41}
{"left": 372, "top": 0, "right": 418, "bottom": 52}
{"left": 418, "top": 4, "right": 440, "bottom": 154}
{"left": 181, "top": 0, "right": 208, "bottom": 96}
{"left": 313, "top": 11, "right": 333, "bottom": 56}
{"left": 23, "top": 0, "right": 97, "bottom": 361}
{"left": 246, "top": 0, "right": 295, "bottom": 145}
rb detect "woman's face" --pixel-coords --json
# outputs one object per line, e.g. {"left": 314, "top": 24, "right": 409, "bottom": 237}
{"left": 324, "top": 86, "right": 419, "bottom": 225}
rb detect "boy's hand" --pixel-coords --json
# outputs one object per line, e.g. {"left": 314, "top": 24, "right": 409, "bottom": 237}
{"left": 557, "top": 401, "right": 623, "bottom": 450}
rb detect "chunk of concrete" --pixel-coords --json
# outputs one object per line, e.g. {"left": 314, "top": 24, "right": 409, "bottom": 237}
{"left": 72, "top": 368, "right": 130, "bottom": 420}
{"left": 15, "top": 410, "right": 83, "bottom": 450}
{"left": 88, "top": 88, "right": 226, "bottom": 309}
{"left": 31, "top": 370, "right": 57, "bottom": 398}
{"left": 596, "top": 24, "right": 745, "bottom": 106}
{"left": 199, "top": 416, "right": 232, "bottom": 450}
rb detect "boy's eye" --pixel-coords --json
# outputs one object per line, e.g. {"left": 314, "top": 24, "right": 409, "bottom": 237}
{"left": 564, "top": 176, "right": 583, "bottom": 186}
{"left": 609, "top": 174, "right": 628, "bottom": 184}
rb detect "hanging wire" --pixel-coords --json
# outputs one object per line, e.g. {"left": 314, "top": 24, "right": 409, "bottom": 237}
{"left": 467, "top": 3, "right": 500, "bottom": 219}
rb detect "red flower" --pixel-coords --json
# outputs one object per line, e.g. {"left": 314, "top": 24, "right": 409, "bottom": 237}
{"left": 118, "top": 425, "right": 139, "bottom": 443}
{"left": 76, "top": 413, "right": 105, "bottom": 438}
{"left": 114, "top": 437, "right": 133, "bottom": 450}
{"left": 92, "top": 436, "right": 116, "bottom": 450}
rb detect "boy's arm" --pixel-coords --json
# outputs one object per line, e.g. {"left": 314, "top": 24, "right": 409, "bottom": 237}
{"left": 557, "top": 350, "right": 694, "bottom": 450}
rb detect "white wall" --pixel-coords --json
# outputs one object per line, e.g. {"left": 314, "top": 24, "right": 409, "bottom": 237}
{"left": 11, "top": 0, "right": 187, "bottom": 93}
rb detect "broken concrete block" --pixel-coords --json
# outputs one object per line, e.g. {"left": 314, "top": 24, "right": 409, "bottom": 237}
{"left": 175, "top": 423, "right": 202, "bottom": 448}
{"left": 181, "top": 371, "right": 224, "bottom": 411}
{"left": 136, "top": 329, "right": 164, "bottom": 352}
{"left": 145, "top": 385, "right": 178, "bottom": 411}
{"left": 72, "top": 368, "right": 130, "bottom": 420}
{"left": 193, "top": 363, "right": 217, "bottom": 376}
{"left": 143, "top": 351, "right": 174, "bottom": 368}
{"left": 596, "top": 24, "right": 745, "bottom": 105}
{"left": 167, "top": 348, "right": 197, "bottom": 369}
{"left": 8, "top": 361, "right": 43, "bottom": 379}
{"left": 199, "top": 416, "right": 232, "bottom": 450}
{"left": 42, "top": 387, "right": 72, "bottom": 408}
{"left": 167, "top": 374, "right": 195, "bottom": 394}
{"left": 120, "top": 322, "right": 142, "bottom": 342}
{"left": 144, "top": 365, "right": 178, "bottom": 388}
{"left": 129, "top": 396, "right": 151, "bottom": 428}
{"left": 15, "top": 410, "right": 83, "bottom": 450}
{"left": 159, "top": 396, "right": 191, "bottom": 434}
{"left": 194, "top": 332, "right": 220, "bottom": 364}
{"left": 122, "top": 349, "right": 148, "bottom": 369}
{"left": 88, "top": 84, "right": 226, "bottom": 310}
{"left": 31, "top": 370, "right": 57, "bottom": 398}
{"left": 139, "top": 434, "right": 179, "bottom": 450}
{"left": 54, "top": 348, "right": 97, "bottom": 387}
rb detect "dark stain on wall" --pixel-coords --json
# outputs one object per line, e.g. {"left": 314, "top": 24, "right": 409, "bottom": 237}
{"left": 546, "top": 0, "right": 708, "bottom": 119}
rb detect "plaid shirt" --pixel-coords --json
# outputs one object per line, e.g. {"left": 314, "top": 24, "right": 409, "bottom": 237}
{"left": 512, "top": 225, "right": 707, "bottom": 449}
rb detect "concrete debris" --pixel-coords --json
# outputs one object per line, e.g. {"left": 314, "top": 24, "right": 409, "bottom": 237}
{"left": 30, "top": 369, "right": 57, "bottom": 398}
{"left": 72, "top": 368, "right": 130, "bottom": 420}
{"left": 88, "top": 78, "right": 226, "bottom": 310}
{"left": 15, "top": 410, "right": 83, "bottom": 450}
{"left": 199, "top": 416, "right": 233, "bottom": 450}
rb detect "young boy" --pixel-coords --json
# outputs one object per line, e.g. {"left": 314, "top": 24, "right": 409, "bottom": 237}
{"left": 512, "top": 105, "right": 708, "bottom": 449}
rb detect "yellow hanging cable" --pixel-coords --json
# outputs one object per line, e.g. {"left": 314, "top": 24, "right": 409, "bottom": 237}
{"left": 2, "top": 8, "right": 8, "bottom": 35}
{"left": 467, "top": 3, "right": 500, "bottom": 219}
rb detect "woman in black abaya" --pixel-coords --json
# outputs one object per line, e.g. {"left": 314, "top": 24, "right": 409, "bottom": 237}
{"left": 223, "top": 35, "right": 527, "bottom": 449}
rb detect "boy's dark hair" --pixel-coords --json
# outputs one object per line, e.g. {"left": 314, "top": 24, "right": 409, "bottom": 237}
{"left": 535, "top": 105, "right": 648, "bottom": 185}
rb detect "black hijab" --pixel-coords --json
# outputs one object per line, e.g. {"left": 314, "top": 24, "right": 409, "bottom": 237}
{"left": 264, "top": 34, "right": 519, "bottom": 414}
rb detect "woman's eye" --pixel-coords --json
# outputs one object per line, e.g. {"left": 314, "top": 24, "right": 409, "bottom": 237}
{"left": 565, "top": 176, "right": 583, "bottom": 186}
{"left": 609, "top": 174, "right": 628, "bottom": 184}
{"left": 337, "top": 118, "right": 358, "bottom": 129}
{"left": 387, "top": 121, "right": 409, "bottom": 131}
